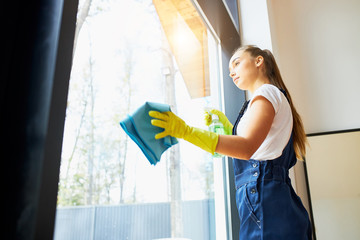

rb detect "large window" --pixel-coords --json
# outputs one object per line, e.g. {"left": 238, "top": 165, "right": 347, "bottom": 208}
{"left": 54, "top": 0, "right": 225, "bottom": 239}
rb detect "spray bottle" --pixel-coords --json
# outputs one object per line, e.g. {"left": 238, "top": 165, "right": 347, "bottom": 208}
{"left": 207, "top": 111, "right": 225, "bottom": 158}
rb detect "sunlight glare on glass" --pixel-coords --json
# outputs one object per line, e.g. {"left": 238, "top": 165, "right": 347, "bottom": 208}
{"left": 173, "top": 15, "right": 199, "bottom": 54}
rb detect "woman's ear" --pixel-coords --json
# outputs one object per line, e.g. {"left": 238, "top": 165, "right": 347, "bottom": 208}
{"left": 255, "top": 56, "right": 264, "bottom": 67}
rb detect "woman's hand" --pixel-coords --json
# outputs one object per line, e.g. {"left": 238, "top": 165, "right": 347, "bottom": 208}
{"left": 149, "top": 110, "right": 219, "bottom": 154}
{"left": 204, "top": 109, "right": 233, "bottom": 135}
{"left": 149, "top": 111, "right": 189, "bottom": 139}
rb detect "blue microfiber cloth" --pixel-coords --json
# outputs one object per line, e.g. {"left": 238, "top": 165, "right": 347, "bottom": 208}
{"left": 119, "top": 102, "right": 178, "bottom": 165}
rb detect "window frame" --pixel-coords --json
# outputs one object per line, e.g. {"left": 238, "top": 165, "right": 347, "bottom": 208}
{"left": 192, "top": 0, "right": 244, "bottom": 239}
{"left": 33, "top": 0, "right": 79, "bottom": 239}
{"left": 36, "top": 0, "right": 243, "bottom": 239}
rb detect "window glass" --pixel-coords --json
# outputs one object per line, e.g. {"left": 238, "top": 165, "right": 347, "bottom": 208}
{"left": 54, "top": 0, "right": 223, "bottom": 239}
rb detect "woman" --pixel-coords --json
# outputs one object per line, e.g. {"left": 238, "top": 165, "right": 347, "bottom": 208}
{"left": 149, "top": 45, "right": 312, "bottom": 239}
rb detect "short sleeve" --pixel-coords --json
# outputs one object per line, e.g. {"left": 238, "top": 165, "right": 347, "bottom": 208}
{"left": 249, "top": 84, "right": 282, "bottom": 113}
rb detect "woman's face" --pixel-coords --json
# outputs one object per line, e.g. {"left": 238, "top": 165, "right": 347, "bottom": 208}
{"left": 229, "top": 50, "right": 260, "bottom": 91}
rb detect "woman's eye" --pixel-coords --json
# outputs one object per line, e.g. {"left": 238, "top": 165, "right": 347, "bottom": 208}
{"left": 234, "top": 61, "right": 240, "bottom": 66}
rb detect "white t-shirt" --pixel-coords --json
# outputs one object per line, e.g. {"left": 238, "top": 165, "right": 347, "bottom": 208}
{"left": 236, "top": 84, "right": 293, "bottom": 160}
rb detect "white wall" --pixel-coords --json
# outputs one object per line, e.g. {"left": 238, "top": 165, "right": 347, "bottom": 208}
{"left": 267, "top": 0, "right": 360, "bottom": 134}
{"left": 238, "top": 0, "right": 360, "bottom": 134}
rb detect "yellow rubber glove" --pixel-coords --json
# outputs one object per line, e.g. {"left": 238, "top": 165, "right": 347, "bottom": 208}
{"left": 149, "top": 111, "right": 219, "bottom": 154}
{"left": 204, "top": 109, "right": 233, "bottom": 135}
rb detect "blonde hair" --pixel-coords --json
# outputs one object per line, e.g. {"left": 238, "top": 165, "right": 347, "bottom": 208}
{"left": 234, "top": 45, "right": 307, "bottom": 160}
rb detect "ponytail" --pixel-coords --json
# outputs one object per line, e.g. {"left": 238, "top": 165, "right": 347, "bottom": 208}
{"left": 234, "top": 45, "right": 307, "bottom": 160}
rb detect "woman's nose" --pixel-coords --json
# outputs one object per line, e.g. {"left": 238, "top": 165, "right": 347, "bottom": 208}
{"left": 229, "top": 71, "right": 236, "bottom": 78}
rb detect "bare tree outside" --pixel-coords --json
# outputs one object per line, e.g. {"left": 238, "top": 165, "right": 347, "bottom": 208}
{"left": 161, "top": 45, "right": 183, "bottom": 237}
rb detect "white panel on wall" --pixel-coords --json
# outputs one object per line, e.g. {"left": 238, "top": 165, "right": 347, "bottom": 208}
{"left": 267, "top": 0, "right": 360, "bottom": 134}
{"left": 238, "top": 0, "right": 272, "bottom": 50}
{"left": 306, "top": 132, "right": 360, "bottom": 240}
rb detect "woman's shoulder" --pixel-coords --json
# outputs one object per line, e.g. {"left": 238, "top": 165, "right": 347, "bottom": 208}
{"left": 250, "top": 84, "right": 283, "bottom": 112}
{"left": 255, "top": 84, "right": 281, "bottom": 96}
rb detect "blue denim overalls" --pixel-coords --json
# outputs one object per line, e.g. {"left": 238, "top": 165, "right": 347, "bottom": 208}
{"left": 232, "top": 96, "right": 312, "bottom": 240}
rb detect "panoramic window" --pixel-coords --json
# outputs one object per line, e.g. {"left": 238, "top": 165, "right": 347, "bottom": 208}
{"left": 54, "top": 0, "right": 224, "bottom": 239}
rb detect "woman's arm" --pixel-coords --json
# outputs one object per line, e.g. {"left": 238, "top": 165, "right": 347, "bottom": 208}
{"left": 215, "top": 96, "right": 275, "bottom": 160}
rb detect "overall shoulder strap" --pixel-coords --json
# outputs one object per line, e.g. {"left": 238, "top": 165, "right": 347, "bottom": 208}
{"left": 279, "top": 88, "right": 290, "bottom": 103}
{"left": 232, "top": 100, "right": 250, "bottom": 135}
